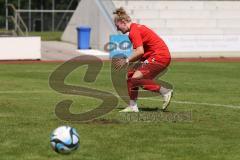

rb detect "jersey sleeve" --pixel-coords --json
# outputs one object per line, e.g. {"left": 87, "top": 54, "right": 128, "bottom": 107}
{"left": 129, "top": 27, "right": 143, "bottom": 49}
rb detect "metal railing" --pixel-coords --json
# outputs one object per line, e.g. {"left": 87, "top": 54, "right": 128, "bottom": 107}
{"left": 6, "top": 4, "right": 28, "bottom": 36}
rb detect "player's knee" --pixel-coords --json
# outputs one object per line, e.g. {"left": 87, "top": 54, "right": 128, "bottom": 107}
{"left": 128, "top": 78, "right": 141, "bottom": 88}
{"left": 132, "top": 71, "right": 144, "bottom": 79}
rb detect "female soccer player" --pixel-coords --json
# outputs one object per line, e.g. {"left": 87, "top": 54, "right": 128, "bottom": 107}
{"left": 113, "top": 7, "right": 173, "bottom": 112}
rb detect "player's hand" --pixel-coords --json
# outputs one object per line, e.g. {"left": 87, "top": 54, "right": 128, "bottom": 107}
{"left": 112, "top": 58, "right": 129, "bottom": 70}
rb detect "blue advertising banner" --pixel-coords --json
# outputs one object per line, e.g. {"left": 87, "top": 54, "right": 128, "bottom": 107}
{"left": 109, "top": 34, "right": 132, "bottom": 58}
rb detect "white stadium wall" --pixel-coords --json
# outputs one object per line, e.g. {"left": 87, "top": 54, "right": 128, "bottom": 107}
{"left": 61, "top": 0, "right": 118, "bottom": 50}
{"left": 0, "top": 37, "right": 41, "bottom": 60}
{"left": 113, "top": 0, "right": 240, "bottom": 57}
{"left": 62, "top": 0, "right": 240, "bottom": 58}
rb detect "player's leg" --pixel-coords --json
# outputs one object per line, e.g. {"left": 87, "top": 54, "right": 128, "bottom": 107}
{"left": 119, "top": 70, "right": 140, "bottom": 112}
{"left": 120, "top": 61, "right": 173, "bottom": 112}
{"left": 142, "top": 63, "right": 173, "bottom": 110}
{"left": 130, "top": 62, "right": 173, "bottom": 110}
{"left": 120, "top": 69, "right": 158, "bottom": 112}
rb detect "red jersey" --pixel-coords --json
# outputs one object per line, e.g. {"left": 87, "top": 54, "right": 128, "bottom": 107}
{"left": 128, "top": 23, "right": 171, "bottom": 62}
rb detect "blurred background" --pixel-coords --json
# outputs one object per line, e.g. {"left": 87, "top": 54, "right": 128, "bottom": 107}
{"left": 0, "top": 0, "right": 240, "bottom": 58}
{"left": 0, "top": 0, "right": 80, "bottom": 40}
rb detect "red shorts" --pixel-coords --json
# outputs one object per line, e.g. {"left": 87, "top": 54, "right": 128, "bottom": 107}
{"left": 128, "top": 56, "right": 171, "bottom": 79}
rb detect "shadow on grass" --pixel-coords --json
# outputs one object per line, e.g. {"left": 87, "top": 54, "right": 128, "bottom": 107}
{"left": 117, "top": 107, "right": 170, "bottom": 112}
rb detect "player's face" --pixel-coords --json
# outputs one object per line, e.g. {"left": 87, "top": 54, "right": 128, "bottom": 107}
{"left": 115, "top": 21, "right": 129, "bottom": 34}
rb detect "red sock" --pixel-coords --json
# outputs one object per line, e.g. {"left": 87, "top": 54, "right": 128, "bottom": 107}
{"left": 127, "top": 78, "right": 139, "bottom": 100}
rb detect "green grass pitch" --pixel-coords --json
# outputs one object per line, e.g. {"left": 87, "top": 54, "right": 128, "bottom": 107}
{"left": 0, "top": 61, "right": 240, "bottom": 160}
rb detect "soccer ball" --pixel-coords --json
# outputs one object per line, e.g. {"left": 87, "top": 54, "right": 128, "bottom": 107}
{"left": 50, "top": 126, "right": 80, "bottom": 154}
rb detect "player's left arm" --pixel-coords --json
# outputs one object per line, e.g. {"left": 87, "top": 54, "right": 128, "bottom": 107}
{"left": 113, "top": 46, "right": 144, "bottom": 70}
{"left": 113, "top": 27, "right": 144, "bottom": 70}
{"left": 127, "top": 46, "right": 144, "bottom": 63}
{"left": 127, "top": 27, "right": 144, "bottom": 63}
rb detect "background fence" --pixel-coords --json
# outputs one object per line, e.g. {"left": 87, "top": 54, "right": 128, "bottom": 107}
{"left": 0, "top": 0, "right": 80, "bottom": 32}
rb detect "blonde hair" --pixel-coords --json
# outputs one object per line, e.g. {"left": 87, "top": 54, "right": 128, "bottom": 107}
{"left": 113, "top": 7, "right": 131, "bottom": 23}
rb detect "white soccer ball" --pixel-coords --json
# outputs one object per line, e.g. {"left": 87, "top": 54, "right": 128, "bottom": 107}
{"left": 50, "top": 126, "right": 80, "bottom": 154}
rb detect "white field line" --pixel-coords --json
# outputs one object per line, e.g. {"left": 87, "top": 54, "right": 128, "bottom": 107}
{"left": 140, "top": 97, "right": 240, "bottom": 109}
{"left": 0, "top": 90, "right": 239, "bottom": 109}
